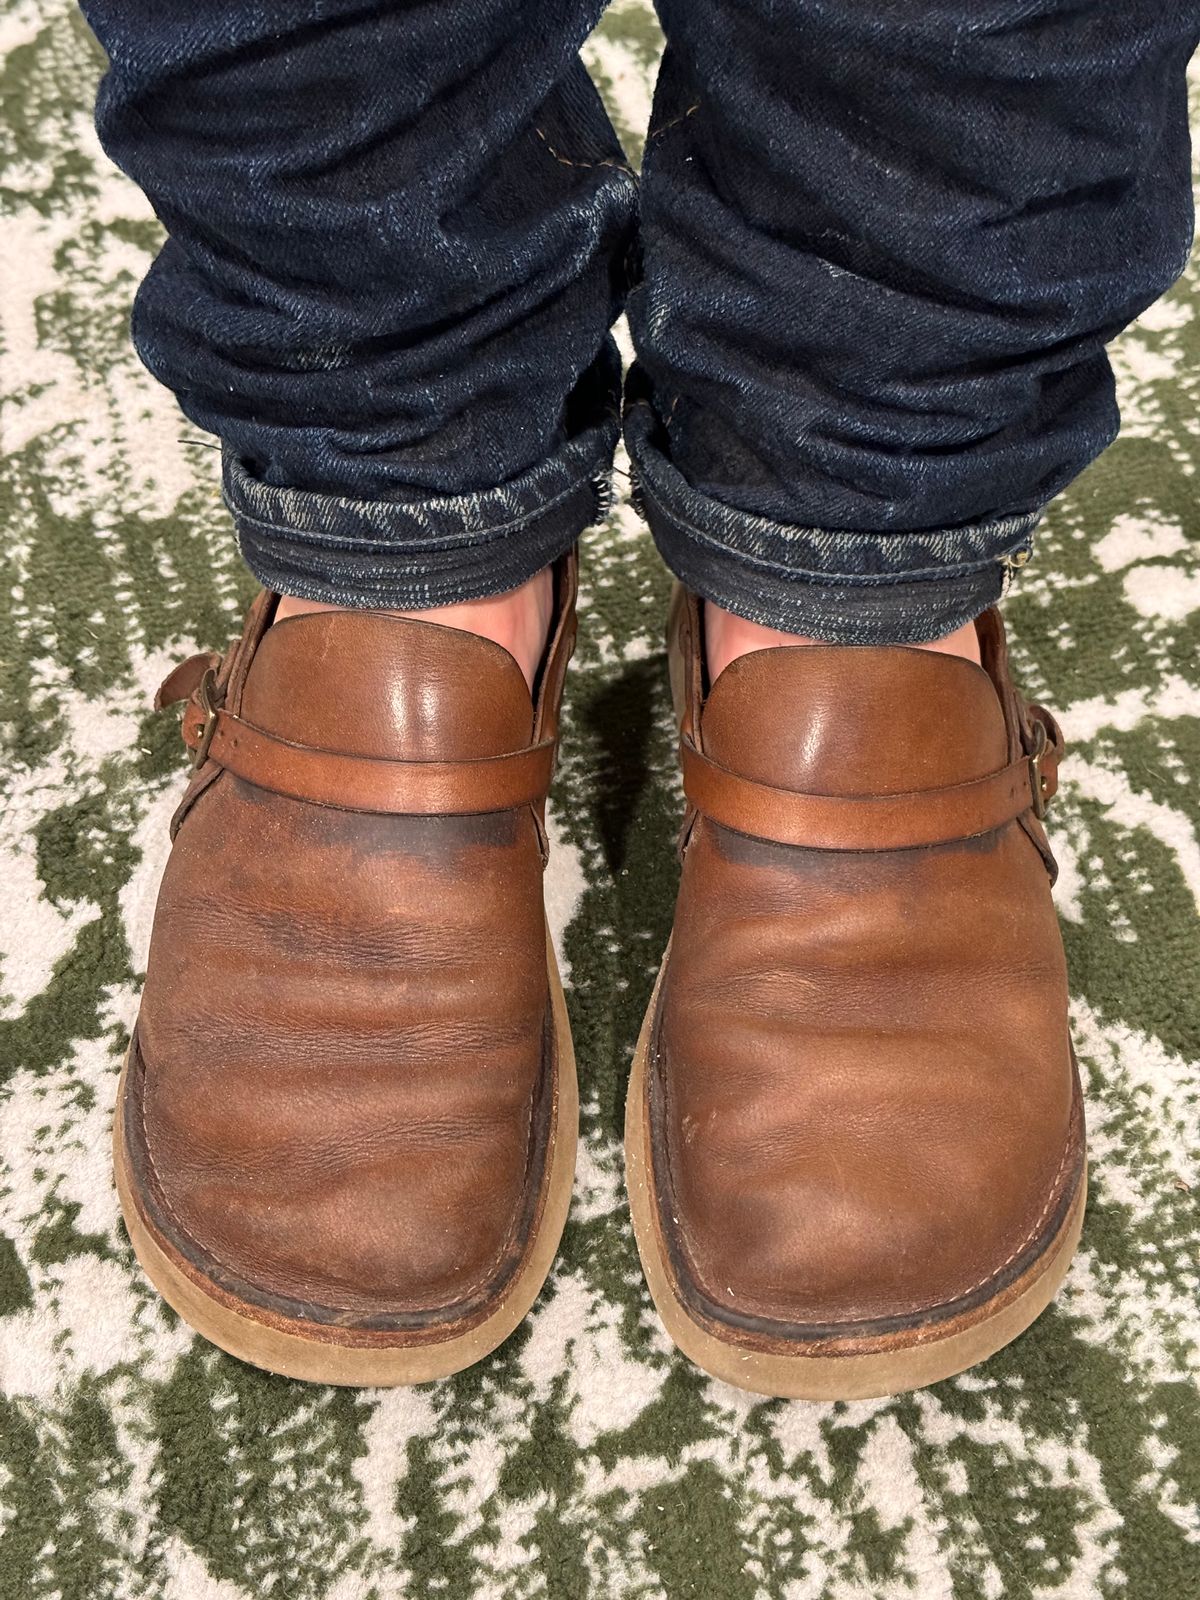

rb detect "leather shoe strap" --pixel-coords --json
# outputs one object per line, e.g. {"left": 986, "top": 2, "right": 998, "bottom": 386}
{"left": 680, "top": 723, "right": 1060, "bottom": 852}
{"left": 167, "top": 669, "right": 555, "bottom": 815}
{"left": 196, "top": 705, "right": 555, "bottom": 815}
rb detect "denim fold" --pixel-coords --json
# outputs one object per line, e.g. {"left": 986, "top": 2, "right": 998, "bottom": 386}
{"left": 624, "top": 395, "right": 1042, "bottom": 644}
{"left": 226, "top": 368, "right": 621, "bottom": 608}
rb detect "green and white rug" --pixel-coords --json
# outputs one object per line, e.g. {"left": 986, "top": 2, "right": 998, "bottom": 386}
{"left": 1, "top": 4, "right": 1197, "bottom": 1596}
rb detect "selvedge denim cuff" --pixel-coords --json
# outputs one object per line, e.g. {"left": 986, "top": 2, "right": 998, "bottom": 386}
{"left": 224, "top": 414, "right": 618, "bottom": 609}
{"left": 624, "top": 398, "right": 1043, "bottom": 647}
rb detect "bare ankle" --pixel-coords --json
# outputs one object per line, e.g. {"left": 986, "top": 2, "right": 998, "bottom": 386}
{"left": 274, "top": 567, "right": 554, "bottom": 691}
{"left": 703, "top": 602, "right": 982, "bottom": 681}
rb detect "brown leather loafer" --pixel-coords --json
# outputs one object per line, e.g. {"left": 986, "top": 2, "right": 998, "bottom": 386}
{"left": 626, "top": 588, "right": 1085, "bottom": 1399}
{"left": 115, "top": 559, "right": 579, "bottom": 1384}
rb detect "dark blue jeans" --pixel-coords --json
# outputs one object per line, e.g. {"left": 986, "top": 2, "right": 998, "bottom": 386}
{"left": 81, "top": 1, "right": 1199, "bottom": 642}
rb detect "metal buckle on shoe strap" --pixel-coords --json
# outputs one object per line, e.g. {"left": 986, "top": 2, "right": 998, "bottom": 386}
{"left": 1027, "top": 717, "right": 1049, "bottom": 819}
{"left": 190, "top": 667, "right": 222, "bottom": 770}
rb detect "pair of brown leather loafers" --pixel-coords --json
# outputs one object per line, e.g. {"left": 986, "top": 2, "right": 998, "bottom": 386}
{"left": 116, "top": 553, "right": 1083, "bottom": 1395}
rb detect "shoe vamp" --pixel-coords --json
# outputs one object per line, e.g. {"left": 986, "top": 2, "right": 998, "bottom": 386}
{"left": 134, "top": 776, "right": 550, "bottom": 1317}
{"left": 656, "top": 818, "right": 1075, "bottom": 1328}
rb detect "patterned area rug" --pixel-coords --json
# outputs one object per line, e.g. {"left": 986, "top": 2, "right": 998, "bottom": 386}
{"left": 2, "top": 4, "right": 1198, "bottom": 1597}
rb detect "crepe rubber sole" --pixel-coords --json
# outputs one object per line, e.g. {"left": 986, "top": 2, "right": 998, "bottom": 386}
{"left": 625, "top": 955, "right": 1087, "bottom": 1401}
{"left": 114, "top": 932, "right": 577, "bottom": 1385}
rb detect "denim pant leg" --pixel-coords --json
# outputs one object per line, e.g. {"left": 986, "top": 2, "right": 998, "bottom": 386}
{"left": 80, "top": 0, "right": 638, "bottom": 607}
{"left": 626, "top": 1, "right": 1200, "bottom": 643}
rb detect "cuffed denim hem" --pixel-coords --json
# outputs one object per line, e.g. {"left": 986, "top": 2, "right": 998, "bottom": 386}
{"left": 223, "top": 414, "right": 620, "bottom": 608}
{"left": 624, "top": 399, "right": 1043, "bottom": 646}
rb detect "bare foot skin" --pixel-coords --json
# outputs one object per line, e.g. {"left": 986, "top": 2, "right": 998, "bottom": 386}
{"left": 704, "top": 603, "right": 982, "bottom": 681}
{"left": 274, "top": 566, "right": 554, "bottom": 692}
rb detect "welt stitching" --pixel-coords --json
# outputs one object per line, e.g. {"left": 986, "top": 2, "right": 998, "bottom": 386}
{"left": 949, "top": 1127, "right": 1077, "bottom": 1304}
{"left": 138, "top": 1077, "right": 233, "bottom": 1272}
{"left": 656, "top": 1022, "right": 709, "bottom": 1293}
